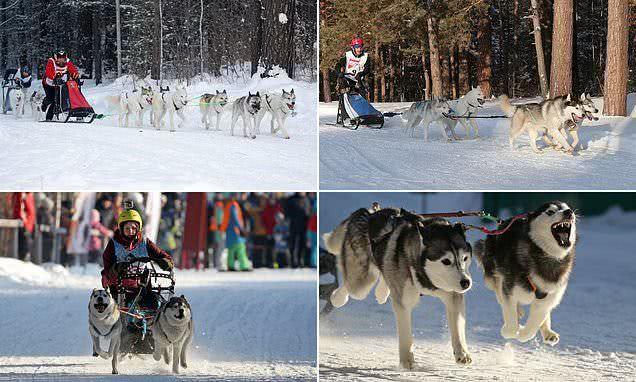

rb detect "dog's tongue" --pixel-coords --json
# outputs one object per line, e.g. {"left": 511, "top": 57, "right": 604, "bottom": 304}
{"left": 557, "top": 232, "right": 570, "bottom": 246}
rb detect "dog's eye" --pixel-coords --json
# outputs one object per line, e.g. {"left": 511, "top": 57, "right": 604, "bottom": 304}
{"left": 441, "top": 259, "right": 451, "bottom": 266}
{"left": 546, "top": 210, "right": 555, "bottom": 216}
{"left": 463, "top": 256, "right": 468, "bottom": 261}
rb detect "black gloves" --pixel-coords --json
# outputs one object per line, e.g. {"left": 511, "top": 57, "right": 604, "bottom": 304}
{"left": 154, "top": 258, "right": 173, "bottom": 271}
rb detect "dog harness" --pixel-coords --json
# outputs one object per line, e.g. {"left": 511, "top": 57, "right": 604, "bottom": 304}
{"left": 114, "top": 239, "right": 149, "bottom": 263}
{"left": 265, "top": 94, "right": 290, "bottom": 115}
{"left": 90, "top": 309, "right": 117, "bottom": 337}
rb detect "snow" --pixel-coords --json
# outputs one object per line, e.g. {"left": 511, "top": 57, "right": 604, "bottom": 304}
{"left": 0, "top": 260, "right": 317, "bottom": 381}
{"left": 319, "top": 95, "right": 636, "bottom": 190}
{"left": 0, "top": 72, "right": 317, "bottom": 190}
{"left": 319, "top": 193, "right": 636, "bottom": 381}
{"left": 279, "top": 13, "right": 288, "bottom": 24}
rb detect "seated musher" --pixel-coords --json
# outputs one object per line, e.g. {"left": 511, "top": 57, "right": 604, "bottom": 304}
{"left": 335, "top": 37, "right": 372, "bottom": 98}
{"left": 101, "top": 208, "right": 174, "bottom": 311}
{"left": 41, "top": 50, "right": 79, "bottom": 121}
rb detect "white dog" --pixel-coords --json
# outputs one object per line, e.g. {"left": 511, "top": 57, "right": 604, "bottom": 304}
{"left": 30, "top": 91, "right": 45, "bottom": 121}
{"left": 106, "top": 86, "right": 155, "bottom": 128}
{"left": 152, "top": 85, "right": 188, "bottom": 132}
{"left": 254, "top": 89, "right": 296, "bottom": 139}
{"left": 200, "top": 90, "right": 228, "bottom": 130}
{"left": 10, "top": 87, "right": 28, "bottom": 119}
{"left": 446, "top": 85, "right": 486, "bottom": 138}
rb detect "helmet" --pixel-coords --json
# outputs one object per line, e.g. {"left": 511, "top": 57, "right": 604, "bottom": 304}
{"left": 53, "top": 50, "right": 67, "bottom": 60}
{"left": 117, "top": 209, "right": 143, "bottom": 231}
{"left": 350, "top": 37, "right": 364, "bottom": 48}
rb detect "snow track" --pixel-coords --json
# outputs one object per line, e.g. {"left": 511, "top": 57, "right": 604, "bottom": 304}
{"left": 0, "top": 266, "right": 316, "bottom": 381}
{"left": 319, "top": 98, "right": 636, "bottom": 190}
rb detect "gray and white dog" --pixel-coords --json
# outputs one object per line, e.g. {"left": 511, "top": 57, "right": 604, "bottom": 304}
{"left": 446, "top": 85, "right": 486, "bottom": 138}
{"left": 88, "top": 288, "right": 123, "bottom": 374}
{"left": 548, "top": 93, "right": 599, "bottom": 151}
{"left": 30, "top": 91, "right": 45, "bottom": 121}
{"left": 402, "top": 98, "right": 455, "bottom": 141}
{"left": 152, "top": 85, "right": 188, "bottom": 132}
{"left": 324, "top": 206, "right": 473, "bottom": 369}
{"left": 474, "top": 201, "right": 577, "bottom": 346}
{"left": 500, "top": 94, "right": 586, "bottom": 154}
{"left": 200, "top": 90, "right": 228, "bottom": 131}
{"left": 254, "top": 89, "right": 296, "bottom": 139}
{"left": 152, "top": 295, "right": 194, "bottom": 374}
{"left": 231, "top": 92, "right": 261, "bottom": 139}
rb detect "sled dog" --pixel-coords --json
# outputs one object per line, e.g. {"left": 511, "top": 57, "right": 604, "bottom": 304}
{"left": 547, "top": 93, "right": 599, "bottom": 151}
{"left": 402, "top": 98, "right": 455, "bottom": 141}
{"left": 30, "top": 91, "right": 45, "bottom": 121}
{"left": 152, "top": 295, "right": 194, "bottom": 374}
{"left": 152, "top": 85, "right": 188, "bottom": 132}
{"left": 446, "top": 85, "right": 486, "bottom": 138}
{"left": 230, "top": 92, "right": 261, "bottom": 139}
{"left": 10, "top": 85, "right": 28, "bottom": 119}
{"left": 254, "top": 89, "right": 296, "bottom": 139}
{"left": 88, "top": 288, "right": 123, "bottom": 374}
{"left": 474, "top": 201, "right": 577, "bottom": 346}
{"left": 110, "top": 87, "right": 155, "bottom": 128}
{"left": 500, "top": 94, "right": 586, "bottom": 154}
{"left": 324, "top": 206, "right": 473, "bottom": 368}
{"left": 200, "top": 90, "right": 228, "bottom": 131}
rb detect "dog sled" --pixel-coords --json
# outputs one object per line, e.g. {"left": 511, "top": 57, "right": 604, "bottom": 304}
{"left": 116, "top": 258, "right": 175, "bottom": 354}
{"left": 330, "top": 74, "right": 384, "bottom": 129}
{"left": 45, "top": 79, "right": 97, "bottom": 123}
{"left": 2, "top": 69, "right": 19, "bottom": 114}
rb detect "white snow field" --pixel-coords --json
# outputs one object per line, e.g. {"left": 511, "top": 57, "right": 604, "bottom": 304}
{"left": 319, "top": 95, "right": 636, "bottom": 190}
{"left": 319, "top": 193, "right": 636, "bottom": 381}
{"left": 0, "top": 261, "right": 316, "bottom": 381}
{"left": 0, "top": 70, "right": 317, "bottom": 190}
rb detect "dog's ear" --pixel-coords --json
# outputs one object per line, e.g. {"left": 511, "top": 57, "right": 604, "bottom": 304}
{"left": 586, "top": 93, "right": 592, "bottom": 100}
{"left": 453, "top": 222, "right": 468, "bottom": 235}
{"left": 256, "top": 91, "right": 260, "bottom": 97}
{"left": 282, "top": 89, "right": 287, "bottom": 94}
{"left": 216, "top": 90, "right": 219, "bottom": 94}
{"left": 248, "top": 91, "right": 252, "bottom": 96}
{"left": 580, "top": 93, "right": 585, "bottom": 102}
{"left": 92, "top": 288, "right": 98, "bottom": 294}
{"left": 223, "top": 90, "right": 227, "bottom": 94}
{"left": 290, "top": 88, "right": 294, "bottom": 94}
{"left": 566, "top": 93, "right": 571, "bottom": 102}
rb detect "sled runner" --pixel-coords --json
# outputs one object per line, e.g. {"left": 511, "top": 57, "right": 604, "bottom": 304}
{"left": 45, "top": 79, "right": 97, "bottom": 123}
{"left": 116, "top": 258, "right": 175, "bottom": 355}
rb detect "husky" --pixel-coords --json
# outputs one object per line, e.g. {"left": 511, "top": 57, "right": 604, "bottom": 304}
{"left": 106, "top": 86, "right": 155, "bottom": 128}
{"left": 402, "top": 98, "right": 456, "bottom": 141}
{"left": 546, "top": 93, "right": 599, "bottom": 151}
{"left": 152, "top": 295, "right": 194, "bottom": 374}
{"left": 231, "top": 92, "right": 261, "bottom": 139}
{"left": 152, "top": 85, "right": 188, "bottom": 132}
{"left": 30, "top": 91, "right": 45, "bottom": 121}
{"left": 500, "top": 94, "right": 586, "bottom": 154}
{"left": 324, "top": 206, "right": 473, "bottom": 368}
{"left": 446, "top": 85, "right": 486, "bottom": 138}
{"left": 9, "top": 85, "right": 28, "bottom": 119}
{"left": 200, "top": 90, "right": 228, "bottom": 130}
{"left": 474, "top": 201, "right": 577, "bottom": 346}
{"left": 254, "top": 89, "right": 296, "bottom": 139}
{"left": 88, "top": 288, "right": 123, "bottom": 374}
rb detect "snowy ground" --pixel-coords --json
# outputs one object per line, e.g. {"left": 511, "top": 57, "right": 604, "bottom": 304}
{"left": 319, "top": 95, "right": 636, "bottom": 190}
{"left": 319, "top": 193, "right": 636, "bottom": 381}
{"left": 0, "top": 261, "right": 317, "bottom": 381}
{"left": 0, "top": 72, "right": 317, "bottom": 190}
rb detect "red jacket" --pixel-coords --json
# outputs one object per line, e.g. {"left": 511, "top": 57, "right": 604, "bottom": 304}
{"left": 101, "top": 229, "right": 174, "bottom": 288}
{"left": 8, "top": 193, "right": 36, "bottom": 233}
{"left": 261, "top": 202, "right": 281, "bottom": 236}
{"left": 307, "top": 212, "right": 317, "bottom": 233}
{"left": 43, "top": 57, "right": 79, "bottom": 86}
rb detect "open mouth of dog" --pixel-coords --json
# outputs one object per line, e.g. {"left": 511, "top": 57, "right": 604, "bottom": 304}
{"left": 478, "top": 98, "right": 485, "bottom": 105}
{"left": 585, "top": 111, "right": 599, "bottom": 121}
{"left": 287, "top": 103, "right": 295, "bottom": 110}
{"left": 94, "top": 302, "right": 108, "bottom": 313}
{"left": 571, "top": 112, "right": 585, "bottom": 122}
{"left": 551, "top": 220, "right": 573, "bottom": 247}
{"left": 174, "top": 310, "right": 185, "bottom": 320}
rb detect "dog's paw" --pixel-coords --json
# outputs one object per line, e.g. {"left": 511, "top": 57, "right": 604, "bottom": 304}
{"left": 283, "top": 136, "right": 290, "bottom": 139}
{"left": 181, "top": 360, "right": 188, "bottom": 368}
{"left": 399, "top": 352, "right": 416, "bottom": 370}
{"left": 454, "top": 351, "right": 472, "bottom": 365}
{"left": 542, "top": 330, "right": 560, "bottom": 346}
{"left": 153, "top": 352, "right": 162, "bottom": 361}
{"left": 516, "top": 327, "right": 537, "bottom": 343}
{"left": 92, "top": 351, "right": 99, "bottom": 357}
{"left": 112, "top": 369, "right": 118, "bottom": 375}
{"left": 330, "top": 287, "right": 349, "bottom": 308}
{"left": 500, "top": 324, "right": 519, "bottom": 339}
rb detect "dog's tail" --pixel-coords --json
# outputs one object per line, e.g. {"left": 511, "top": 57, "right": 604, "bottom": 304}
{"left": 498, "top": 94, "right": 516, "bottom": 117}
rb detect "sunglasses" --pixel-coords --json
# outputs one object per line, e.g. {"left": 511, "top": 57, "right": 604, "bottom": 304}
{"left": 352, "top": 44, "right": 362, "bottom": 49}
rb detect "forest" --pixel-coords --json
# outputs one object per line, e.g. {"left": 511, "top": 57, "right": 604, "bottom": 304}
{"left": 0, "top": 0, "right": 317, "bottom": 83}
{"left": 320, "top": 0, "right": 634, "bottom": 115}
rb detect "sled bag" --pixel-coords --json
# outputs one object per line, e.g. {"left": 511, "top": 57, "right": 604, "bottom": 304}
{"left": 343, "top": 93, "right": 384, "bottom": 125}
{"left": 66, "top": 80, "right": 94, "bottom": 115}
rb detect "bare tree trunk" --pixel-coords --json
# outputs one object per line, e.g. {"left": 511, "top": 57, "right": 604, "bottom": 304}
{"left": 450, "top": 46, "right": 458, "bottom": 98}
{"left": 374, "top": 41, "right": 380, "bottom": 102}
{"left": 530, "top": 0, "right": 549, "bottom": 98}
{"left": 549, "top": 0, "right": 573, "bottom": 97}
{"left": 512, "top": 0, "right": 519, "bottom": 97}
{"left": 115, "top": 0, "right": 122, "bottom": 77}
{"left": 427, "top": 0, "right": 442, "bottom": 98}
{"left": 380, "top": 47, "right": 386, "bottom": 101}
{"left": 459, "top": 50, "right": 470, "bottom": 95}
{"left": 92, "top": 4, "right": 102, "bottom": 85}
{"left": 421, "top": 46, "right": 430, "bottom": 100}
{"left": 321, "top": 67, "right": 331, "bottom": 103}
{"left": 199, "top": 0, "right": 204, "bottom": 76}
{"left": 251, "top": 0, "right": 264, "bottom": 76}
{"left": 497, "top": 0, "right": 509, "bottom": 95}
{"left": 388, "top": 47, "right": 395, "bottom": 102}
{"left": 441, "top": 49, "right": 451, "bottom": 98}
{"left": 476, "top": 3, "right": 492, "bottom": 98}
{"left": 603, "top": 0, "right": 628, "bottom": 115}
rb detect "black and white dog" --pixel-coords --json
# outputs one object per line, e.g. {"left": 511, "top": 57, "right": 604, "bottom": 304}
{"left": 475, "top": 201, "right": 577, "bottom": 346}
{"left": 231, "top": 92, "right": 261, "bottom": 139}
{"left": 324, "top": 206, "right": 473, "bottom": 369}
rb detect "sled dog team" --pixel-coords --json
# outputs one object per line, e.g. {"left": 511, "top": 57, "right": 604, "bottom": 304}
{"left": 403, "top": 85, "right": 599, "bottom": 153}
{"left": 325, "top": 201, "right": 577, "bottom": 368}
{"left": 107, "top": 85, "right": 296, "bottom": 138}
{"left": 88, "top": 288, "right": 193, "bottom": 375}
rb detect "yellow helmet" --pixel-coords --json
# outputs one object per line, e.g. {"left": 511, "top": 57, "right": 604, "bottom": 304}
{"left": 117, "top": 209, "right": 143, "bottom": 230}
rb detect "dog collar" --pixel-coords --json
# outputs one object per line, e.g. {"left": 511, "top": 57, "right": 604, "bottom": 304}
{"left": 527, "top": 276, "right": 547, "bottom": 299}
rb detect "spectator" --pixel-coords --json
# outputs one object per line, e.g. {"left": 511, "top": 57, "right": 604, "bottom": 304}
{"left": 36, "top": 194, "right": 55, "bottom": 262}
{"left": 261, "top": 195, "right": 281, "bottom": 268}
{"left": 285, "top": 192, "right": 309, "bottom": 268}
{"left": 89, "top": 209, "right": 113, "bottom": 265}
{"left": 208, "top": 194, "right": 226, "bottom": 270}
{"left": 307, "top": 203, "right": 317, "bottom": 268}
{"left": 273, "top": 211, "right": 290, "bottom": 268}
{"left": 221, "top": 194, "right": 252, "bottom": 271}
{"left": 244, "top": 194, "right": 268, "bottom": 268}
{"left": 7, "top": 193, "right": 36, "bottom": 261}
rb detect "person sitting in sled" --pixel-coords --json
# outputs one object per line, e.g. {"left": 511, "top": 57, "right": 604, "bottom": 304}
{"left": 100, "top": 207, "right": 174, "bottom": 308}
{"left": 41, "top": 50, "right": 79, "bottom": 121}
{"left": 335, "top": 36, "right": 372, "bottom": 97}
